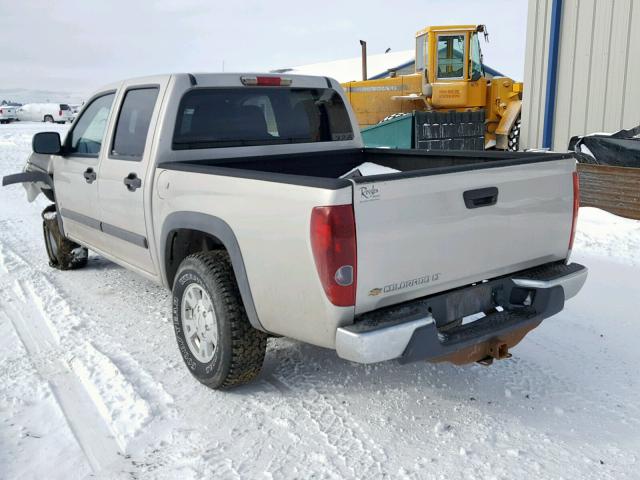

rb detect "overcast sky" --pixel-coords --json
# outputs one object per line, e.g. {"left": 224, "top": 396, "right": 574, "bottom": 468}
{"left": 1, "top": 0, "right": 528, "bottom": 99}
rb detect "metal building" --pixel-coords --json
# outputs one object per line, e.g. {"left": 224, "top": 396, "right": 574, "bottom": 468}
{"left": 521, "top": 0, "right": 640, "bottom": 150}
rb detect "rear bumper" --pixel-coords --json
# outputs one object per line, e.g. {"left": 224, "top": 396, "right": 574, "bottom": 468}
{"left": 335, "top": 262, "right": 587, "bottom": 365}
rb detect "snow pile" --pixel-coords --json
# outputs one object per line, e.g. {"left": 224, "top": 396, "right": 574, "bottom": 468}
{"left": 574, "top": 207, "right": 640, "bottom": 265}
{"left": 340, "top": 162, "right": 400, "bottom": 178}
{"left": 273, "top": 50, "right": 414, "bottom": 83}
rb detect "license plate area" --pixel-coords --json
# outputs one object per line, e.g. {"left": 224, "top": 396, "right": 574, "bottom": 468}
{"left": 436, "top": 283, "right": 496, "bottom": 326}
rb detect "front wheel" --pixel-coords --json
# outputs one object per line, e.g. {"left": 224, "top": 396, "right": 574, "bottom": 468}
{"left": 42, "top": 205, "right": 88, "bottom": 270}
{"left": 172, "top": 251, "right": 267, "bottom": 389}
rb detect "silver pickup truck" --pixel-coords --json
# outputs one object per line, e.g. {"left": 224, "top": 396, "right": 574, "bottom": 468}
{"left": 3, "top": 73, "right": 587, "bottom": 389}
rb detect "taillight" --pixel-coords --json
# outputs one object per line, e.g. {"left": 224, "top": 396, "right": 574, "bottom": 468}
{"left": 568, "top": 171, "right": 580, "bottom": 254}
{"left": 240, "top": 76, "right": 292, "bottom": 86}
{"left": 0, "top": 109, "right": 3, "bottom": 114}
{"left": 58, "top": 110, "right": 62, "bottom": 116}
{"left": 310, "top": 205, "right": 357, "bottom": 307}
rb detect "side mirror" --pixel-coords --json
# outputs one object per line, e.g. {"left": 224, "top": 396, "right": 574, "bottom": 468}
{"left": 471, "top": 71, "right": 482, "bottom": 82}
{"left": 33, "top": 132, "right": 62, "bottom": 155}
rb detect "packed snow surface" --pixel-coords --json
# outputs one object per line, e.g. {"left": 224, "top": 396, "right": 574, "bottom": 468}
{"left": 1, "top": 123, "right": 639, "bottom": 479}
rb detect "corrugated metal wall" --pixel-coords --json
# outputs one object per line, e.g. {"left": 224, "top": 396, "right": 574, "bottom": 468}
{"left": 522, "top": 0, "right": 640, "bottom": 150}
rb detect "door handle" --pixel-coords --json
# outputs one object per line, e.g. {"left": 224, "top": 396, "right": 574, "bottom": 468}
{"left": 123, "top": 172, "right": 142, "bottom": 192}
{"left": 83, "top": 168, "right": 96, "bottom": 184}
{"left": 463, "top": 187, "right": 499, "bottom": 209}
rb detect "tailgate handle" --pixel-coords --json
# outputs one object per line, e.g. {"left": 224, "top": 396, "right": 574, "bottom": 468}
{"left": 463, "top": 187, "right": 498, "bottom": 209}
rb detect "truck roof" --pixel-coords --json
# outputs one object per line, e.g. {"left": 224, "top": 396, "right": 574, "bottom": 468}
{"left": 93, "top": 72, "right": 337, "bottom": 96}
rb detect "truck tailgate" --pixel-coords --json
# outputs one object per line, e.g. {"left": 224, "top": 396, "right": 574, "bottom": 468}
{"left": 352, "top": 158, "right": 575, "bottom": 315}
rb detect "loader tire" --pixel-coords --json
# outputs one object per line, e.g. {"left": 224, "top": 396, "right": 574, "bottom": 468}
{"left": 508, "top": 117, "right": 521, "bottom": 151}
{"left": 172, "top": 251, "right": 268, "bottom": 390}
{"left": 42, "top": 205, "right": 88, "bottom": 270}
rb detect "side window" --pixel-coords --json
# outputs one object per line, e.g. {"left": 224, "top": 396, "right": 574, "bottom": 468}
{"left": 67, "top": 93, "right": 115, "bottom": 156}
{"left": 111, "top": 87, "right": 159, "bottom": 160}
{"left": 470, "top": 33, "right": 483, "bottom": 80}
{"left": 437, "top": 34, "right": 465, "bottom": 79}
{"left": 415, "top": 34, "right": 426, "bottom": 72}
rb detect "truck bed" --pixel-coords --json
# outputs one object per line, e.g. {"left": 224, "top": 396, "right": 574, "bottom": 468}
{"left": 162, "top": 147, "right": 577, "bottom": 317}
{"left": 161, "top": 148, "right": 575, "bottom": 188}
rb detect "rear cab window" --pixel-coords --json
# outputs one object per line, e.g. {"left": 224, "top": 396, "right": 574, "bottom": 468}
{"left": 172, "top": 87, "right": 354, "bottom": 150}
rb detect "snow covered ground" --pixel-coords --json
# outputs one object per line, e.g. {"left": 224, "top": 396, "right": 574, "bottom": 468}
{"left": 1, "top": 122, "right": 639, "bottom": 479}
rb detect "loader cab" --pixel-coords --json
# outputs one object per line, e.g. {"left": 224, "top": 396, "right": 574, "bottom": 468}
{"left": 415, "top": 25, "right": 488, "bottom": 109}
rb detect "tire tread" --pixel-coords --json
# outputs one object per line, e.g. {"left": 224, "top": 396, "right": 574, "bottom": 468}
{"left": 182, "top": 251, "right": 267, "bottom": 389}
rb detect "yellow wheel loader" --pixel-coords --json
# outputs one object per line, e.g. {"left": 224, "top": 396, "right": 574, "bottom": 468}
{"left": 342, "top": 25, "right": 523, "bottom": 150}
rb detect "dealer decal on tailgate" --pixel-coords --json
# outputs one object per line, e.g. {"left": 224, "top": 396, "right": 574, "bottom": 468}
{"left": 359, "top": 184, "right": 380, "bottom": 202}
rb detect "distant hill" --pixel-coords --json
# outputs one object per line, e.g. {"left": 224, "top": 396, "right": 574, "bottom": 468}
{"left": 0, "top": 88, "right": 86, "bottom": 105}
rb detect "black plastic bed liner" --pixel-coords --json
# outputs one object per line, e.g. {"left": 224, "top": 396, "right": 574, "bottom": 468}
{"left": 160, "top": 148, "right": 575, "bottom": 190}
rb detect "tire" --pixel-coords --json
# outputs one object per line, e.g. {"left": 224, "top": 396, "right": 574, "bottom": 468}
{"left": 44, "top": 115, "right": 54, "bottom": 123}
{"left": 42, "top": 205, "right": 88, "bottom": 270}
{"left": 508, "top": 117, "right": 521, "bottom": 151}
{"left": 172, "top": 251, "right": 267, "bottom": 389}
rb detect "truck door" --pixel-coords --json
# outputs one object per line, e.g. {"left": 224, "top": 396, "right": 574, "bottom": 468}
{"left": 431, "top": 33, "right": 469, "bottom": 108}
{"left": 53, "top": 91, "right": 116, "bottom": 250}
{"left": 97, "top": 79, "right": 166, "bottom": 275}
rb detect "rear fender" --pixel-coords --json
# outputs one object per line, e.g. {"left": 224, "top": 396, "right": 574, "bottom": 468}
{"left": 160, "top": 211, "right": 265, "bottom": 332}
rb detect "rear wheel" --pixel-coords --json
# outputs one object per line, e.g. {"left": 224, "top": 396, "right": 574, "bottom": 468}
{"left": 42, "top": 205, "right": 88, "bottom": 270}
{"left": 172, "top": 251, "right": 267, "bottom": 389}
{"left": 508, "top": 117, "right": 521, "bottom": 151}
{"left": 44, "top": 115, "right": 54, "bottom": 123}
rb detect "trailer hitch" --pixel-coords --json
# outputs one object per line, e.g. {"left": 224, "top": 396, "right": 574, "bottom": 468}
{"left": 477, "top": 341, "right": 512, "bottom": 366}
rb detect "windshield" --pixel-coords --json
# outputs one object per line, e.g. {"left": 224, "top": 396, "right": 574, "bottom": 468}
{"left": 173, "top": 87, "right": 354, "bottom": 150}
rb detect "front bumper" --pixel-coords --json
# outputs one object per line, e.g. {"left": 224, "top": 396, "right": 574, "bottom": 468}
{"left": 336, "top": 262, "right": 587, "bottom": 365}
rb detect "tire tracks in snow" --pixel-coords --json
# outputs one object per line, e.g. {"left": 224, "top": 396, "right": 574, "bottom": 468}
{"left": 0, "top": 291, "right": 124, "bottom": 474}
{"left": 496, "top": 339, "right": 640, "bottom": 432}
{"left": 248, "top": 340, "right": 390, "bottom": 479}
{"left": 0, "top": 231, "right": 171, "bottom": 476}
